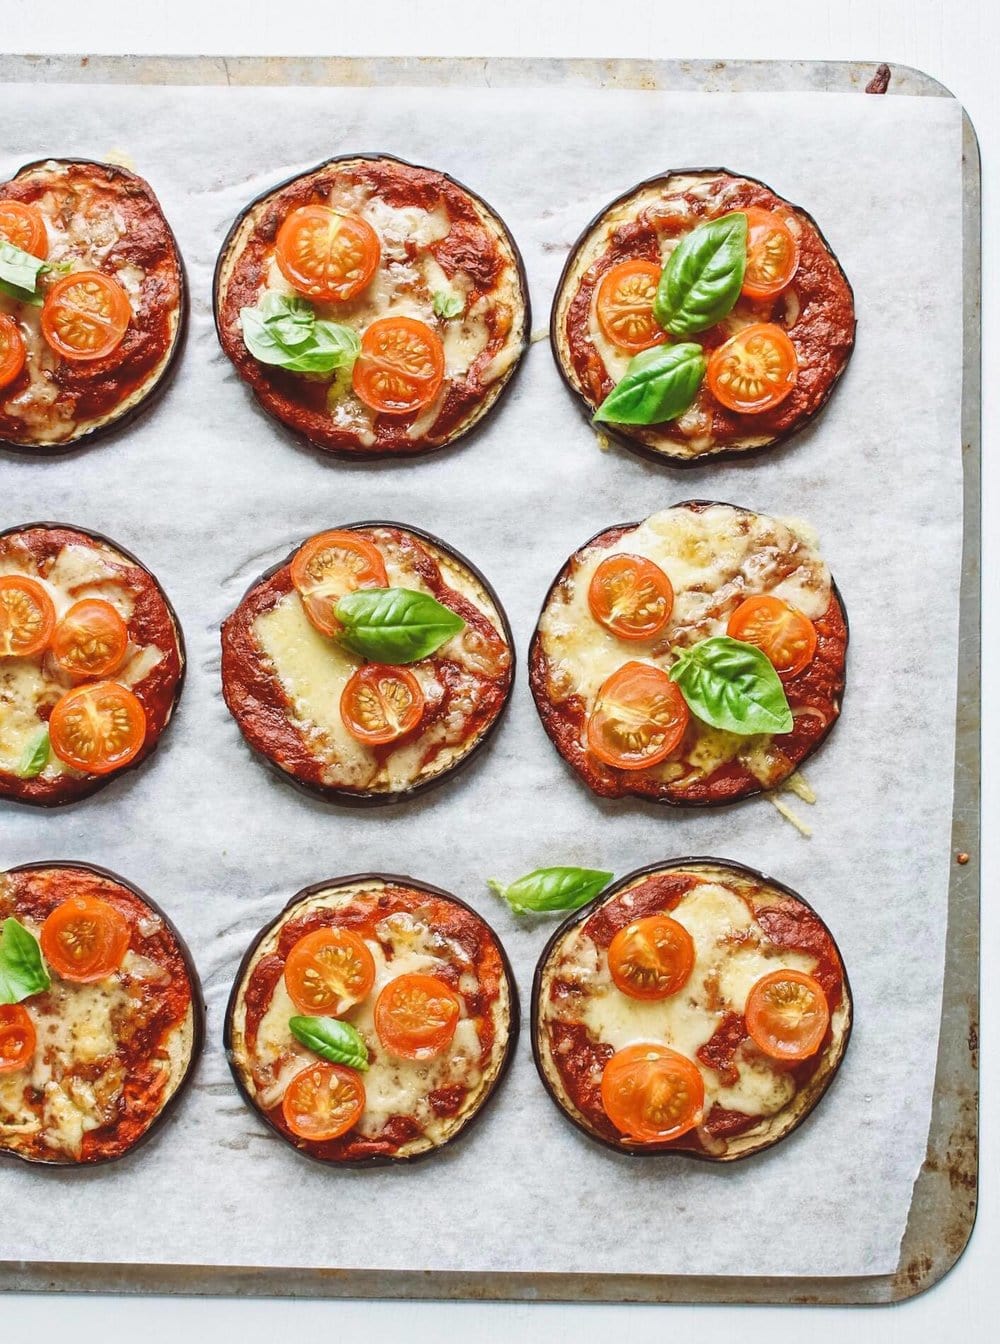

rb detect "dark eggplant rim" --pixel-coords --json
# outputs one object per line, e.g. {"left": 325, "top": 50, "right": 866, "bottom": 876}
{"left": 223, "top": 871, "right": 520, "bottom": 1168}
{"left": 548, "top": 166, "right": 857, "bottom": 470}
{"left": 211, "top": 150, "right": 532, "bottom": 463}
{"left": 0, "top": 157, "right": 189, "bottom": 458}
{"left": 530, "top": 855, "right": 854, "bottom": 1163}
{"left": 221, "top": 519, "right": 516, "bottom": 808}
{"left": 0, "top": 519, "right": 188, "bottom": 809}
{"left": 0, "top": 858, "right": 206, "bottom": 1169}
{"left": 528, "top": 498, "right": 849, "bottom": 809}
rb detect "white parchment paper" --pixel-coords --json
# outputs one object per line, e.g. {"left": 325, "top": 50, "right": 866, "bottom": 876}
{"left": 0, "top": 84, "right": 963, "bottom": 1279}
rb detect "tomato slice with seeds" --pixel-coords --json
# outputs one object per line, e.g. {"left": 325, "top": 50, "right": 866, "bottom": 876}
{"left": 51, "top": 599, "right": 129, "bottom": 679}
{"left": 588, "top": 553, "right": 674, "bottom": 642}
{"left": 608, "top": 915, "right": 695, "bottom": 1000}
{"left": 595, "top": 259, "right": 667, "bottom": 353}
{"left": 601, "top": 1043, "right": 705, "bottom": 1143}
{"left": 0, "top": 199, "right": 48, "bottom": 259}
{"left": 40, "top": 895, "right": 131, "bottom": 983}
{"left": 48, "top": 681, "right": 147, "bottom": 775}
{"left": 741, "top": 207, "right": 799, "bottom": 301}
{"left": 352, "top": 316, "right": 445, "bottom": 416}
{"left": 275, "top": 205, "right": 380, "bottom": 303}
{"left": 41, "top": 271, "right": 132, "bottom": 362}
{"left": 727, "top": 594, "right": 817, "bottom": 679}
{"left": 340, "top": 663, "right": 425, "bottom": 746}
{"left": 0, "top": 313, "right": 27, "bottom": 389}
{"left": 587, "top": 661, "right": 689, "bottom": 771}
{"left": 374, "top": 973, "right": 462, "bottom": 1060}
{"left": 745, "top": 969, "right": 829, "bottom": 1061}
{"left": 290, "top": 529, "right": 388, "bottom": 638}
{"left": 0, "top": 1005, "right": 36, "bottom": 1073}
{"left": 281, "top": 1062, "right": 366, "bottom": 1141}
{"left": 283, "top": 927, "right": 376, "bottom": 1016}
{"left": 0, "top": 575, "right": 56, "bottom": 657}
{"left": 706, "top": 322, "right": 798, "bottom": 415}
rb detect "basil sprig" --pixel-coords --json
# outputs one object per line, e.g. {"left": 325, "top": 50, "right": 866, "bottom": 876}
{"left": 239, "top": 292, "right": 360, "bottom": 375}
{"left": 0, "top": 918, "right": 50, "bottom": 1005}
{"left": 334, "top": 587, "right": 465, "bottom": 663}
{"left": 289, "top": 1015, "right": 369, "bottom": 1071}
{"left": 653, "top": 212, "right": 748, "bottom": 337}
{"left": 594, "top": 342, "right": 706, "bottom": 426}
{"left": 17, "top": 726, "right": 50, "bottom": 779}
{"left": 0, "top": 240, "right": 48, "bottom": 306}
{"left": 669, "top": 636, "right": 793, "bottom": 735}
{"left": 432, "top": 290, "right": 464, "bottom": 319}
{"left": 488, "top": 867, "right": 614, "bottom": 916}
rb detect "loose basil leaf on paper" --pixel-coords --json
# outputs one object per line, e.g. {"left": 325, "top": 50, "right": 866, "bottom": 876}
{"left": 432, "top": 290, "right": 464, "bottom": 319}
{"left": 0, "top": 240, "right": 48, "bottom": 301}
{"left": 289, "top": 1015, "right": 370, "bottom": 1072}
{"left": 593, "top": 342, "right": 706, "bottom": 426}
{"left": 239, "top": 292, "right": 360, "bottom": 375}
{"left": 488, "top": 868, "right": 614, "bottom": 916}
{"left": 668, "top": 635, "right": 793, "bottom": 736}
{"left": 334, "top": 587, "right": 465, "bottom": 664}
{"left": 16, "top": 726, "right": 50, "bottom": 779}
{"left": 0, "top": 917, "right": 51, "bottom": 1005}
{"left": 653, "top": 212, "right": 748, "bottom": 337}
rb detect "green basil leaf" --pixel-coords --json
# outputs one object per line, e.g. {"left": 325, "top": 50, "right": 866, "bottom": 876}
{"left": 0, "top": 918, "right": 50, "bottom": 1005}
{"left": 593, "top": 342, "right": 706, "bottom": 425}
{"left": 668, "top": 635, "right": 793, "bottom": 735}
{"left": 334, "top": 587, "right": 465, "bottom": 664}
{"left": 0, "top": 240, "right": 47, "bottom": 297}
{"left": 432, "top": 290, "right": 464, "bottom": 319}
{"left": 239, "top": 293, "right": 360, "bottom": 375}
{"left": 0, "top": 278, "right": 44, "bottom": 307}
{"left": 17, "top": 726, "right": 50, "bottom": 779}
{"left": 487, "top": 867, "right": 614, "bottom": 916}
{"left": 289, "top": 1015, "right": 369, "bottom": 1072}
{"left": 653, "top": 212, "right": 748, "bottom": 336}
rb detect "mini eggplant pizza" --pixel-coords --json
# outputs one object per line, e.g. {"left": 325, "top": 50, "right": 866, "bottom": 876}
{"left": 225, "top": 875, "right": 517, "bottom": 1164}
{"left": 529, "top": 501, "right": 847, "bottom": 806}
{"left": 0, "top": 158, "right": 186, "bottom": 453}
{"left": 0, "top": 523, "right": 185, "bottom": 807}
{"left": 0, "top": 861, "right": 203, "bottom": 1166}
{"left": 214, "top": 154, "right": 529, "bottom": 458}
{"left": 532, "top": 859, "right": 851, "bottom": 1160}
{"left": 551, "top": 169, "right": 855, "bottom": 465}
{"left": 221, "top": 523, "right": 514, "bottom": 804}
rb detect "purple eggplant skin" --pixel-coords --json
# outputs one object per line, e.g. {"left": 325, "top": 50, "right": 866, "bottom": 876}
{"left": 530, "top": 856, "right": 853, "bottom": 1162}
{"left": 223, "top": 872, "right": 520, "bottom": 1168}
{"left": 0, "top": 859, "right": 206, "bottom": 1169}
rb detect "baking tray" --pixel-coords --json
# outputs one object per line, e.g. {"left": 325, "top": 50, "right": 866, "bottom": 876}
{"left": 0, "top": 54, "right": 979, "bottom": 1306}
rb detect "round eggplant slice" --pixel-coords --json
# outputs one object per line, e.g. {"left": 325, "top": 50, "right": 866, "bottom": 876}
{"left": 529, "top": 500, "right": 847, "bottom": 807}
{"left": 0, "top": 522, "right": 186, "bottom": 808}
{"left": 213, "top": 153, "right": 529, "bottom": 460}
{"left": 220, "top": 521, "right": 514, "bottom": 806}
{"left": 0, "top": 860, "right": 204, "bottom": 1167}
{"left": 551, "top": 168, "right": 855, "bottom": 467}
{"left": 225, "top": 873, "right": 518, "bottom": 1165}
{"left": 532, "top": 857, "right": 851, "bottom": 1161}
{"left": 0, "top": 158, "right": 187, "bottom": 454}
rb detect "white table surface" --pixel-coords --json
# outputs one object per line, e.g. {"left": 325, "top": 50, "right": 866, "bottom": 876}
{"left": 3, "top": 1, "right": 994, "bottom": 1339}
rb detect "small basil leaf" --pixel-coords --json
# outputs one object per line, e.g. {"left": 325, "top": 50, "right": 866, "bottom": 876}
{"left": 239, "top": 293, "right": 359, "bottom": 375}
{"left": 17, "top": 726, "right": 50, "bottom": 779}
{"left": 432, "top": 290, "right": 464, "bottom": 319}
{"left": 488, "top": 867, "right": 614, "bottom": 916}
{"left": 594, "top": 342, "right": 706, "bottom": 425}
{"left": 334, "top": 587, "right": 465, "bottom": 664}
{"left": 0, "top": 240, "right": 47, "bottom": 297}
{"left": 668, "top": 635, "right": 793, "bottom": 735}
{"left": 0, "top": 278, "right": 44, "bottom": 307}
{"left": 0, "top": 917, "right": 50, "bottom": 1005}
{"left": 653, "top": 212, "right": 748, "bottom": 336}
{"left": 289, "top": 1015, "right": 369, "bottom": 1072}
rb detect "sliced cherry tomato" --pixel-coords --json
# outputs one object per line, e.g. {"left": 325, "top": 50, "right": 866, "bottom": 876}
{"left": 375, "top": 973, "right": 461, "bottom": 1060}
{"left": 352, "top": 316, "right": 445, "bottom": 416}
{"left": 275, "top": 205, "right": 380, "bottom": 302}
{"left": 281, "top": 1062, "right": 366, "bottom": 1141}
{"left": 601, "top": 1043, "right": 705, "bottom": 1143}
{"left": 588, "top": 553, "right": 674, "bottom": 642}
{"left": 290, "top": 529, "right": 388, "bottom": 638}
{"left": 40, "top": 895, "right": 131, "bottom": 983}
{"left": 587, "top": 661, "right": 689, "bottom": 771}
{"left": 340, "top": 664, "right": 425, "bottom": 746}
{"left": 706, "top": 321, "right": 798, "bottom": 415}
{"left": 745, "top": 968, "right": 830, "bottom": 1061}
{"left": 0, "top": 1004, "right": 36, "bottom": 1073}
{"left": 283, "top": 927, "right": 376, "bottom": 1016}
{"left": 608, "top": 915, "right": 695, "bottom": 1000}
{"left": 741, "top": 207, "right": 799, "bottom": 301}
{"left": 0, "top": 199, "right": 48, "bottom": 259}
{"left": 727, "top": 594, "right": 817, "bottom": 679}
{"left": 50, "top": 599, "right": 129, "bottom": 679}
{"left": 40, "top": 271, "right": 131, "bottom": 362}
{"left": 48, "top": 681, "right": 147, "bottom": 775}
{"left": 0, "top": 575, "right": 56, "bottom": 657}
{"left": 595, "top": 259, "right": 667, "bottom": 353}
{"left": 0, "top": 313, "right": 26, "bottom": 389}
